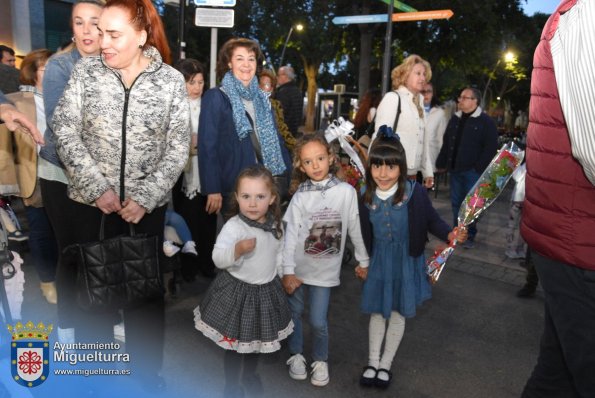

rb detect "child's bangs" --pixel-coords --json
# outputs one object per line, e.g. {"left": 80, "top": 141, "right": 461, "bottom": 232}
{"left": 369, "top": 145, "right": 402, "bottom": 167}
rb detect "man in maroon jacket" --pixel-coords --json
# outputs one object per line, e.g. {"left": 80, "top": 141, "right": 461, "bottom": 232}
{"left": 521, "top": 1, "right": 595, "bottom": 397}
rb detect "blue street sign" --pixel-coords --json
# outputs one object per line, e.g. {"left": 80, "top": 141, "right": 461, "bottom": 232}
{"left": 332, "top": 14, "right": 389, "bottom": 25}
{"left": 193, "top": 0, "right": 235, "bottom": 6}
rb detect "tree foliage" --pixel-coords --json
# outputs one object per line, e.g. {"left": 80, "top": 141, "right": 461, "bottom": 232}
{"left": 163, "top": 0, "right": 548, "bottom": 130}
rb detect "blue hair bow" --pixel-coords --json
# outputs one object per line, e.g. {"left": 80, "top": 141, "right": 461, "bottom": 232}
{"left": 377, "top": 125, "right": 400, "bottom": 141}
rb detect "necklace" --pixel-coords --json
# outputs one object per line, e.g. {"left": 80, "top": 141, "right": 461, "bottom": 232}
{"left": 189, "top": 98, "right": 201, "bottom": 111}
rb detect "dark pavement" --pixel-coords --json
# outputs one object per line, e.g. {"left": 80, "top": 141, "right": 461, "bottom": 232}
{"left": 3, "top": 180, "right": 543, "bottom": 398}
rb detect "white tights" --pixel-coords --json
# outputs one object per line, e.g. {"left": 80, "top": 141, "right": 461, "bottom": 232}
{"left": 368, "top": 311, "right": 406, "bottom": 371}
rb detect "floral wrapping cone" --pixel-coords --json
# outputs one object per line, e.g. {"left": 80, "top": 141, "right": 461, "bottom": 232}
{"left": 426, "top": 142, "right": 525, "bottom": 284}
{"left": 325, "top": 117, "right": 367, "bottom": 190}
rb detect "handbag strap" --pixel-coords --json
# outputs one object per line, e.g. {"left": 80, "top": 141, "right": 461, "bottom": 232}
{"left": 365, "top": 115, "right": 376, "bottom": 137}
{"left": 99, "top": 214, "right": 135, "bottom": 241}
{"left": 392, "top": 91, "right": 402, "bottom": 133}
{"left": 246, "top": 112, "right": 264, "bottom": 164}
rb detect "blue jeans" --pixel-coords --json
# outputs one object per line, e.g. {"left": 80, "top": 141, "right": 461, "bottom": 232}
{"left": 24, "top": 206, "right": 58, "bottom": 282}
{"left": 164, "top": 209, "right": 192, "bottom": 243}
{"left": 287, "top": 284, "right": 331, "bottom": 362}
{"left": 449, "top": 169, "right": 480, "bottom": 240}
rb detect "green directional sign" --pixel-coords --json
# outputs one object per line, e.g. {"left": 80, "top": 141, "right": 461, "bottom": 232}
{"left": 378, "top": 0, "right": 417, "bottom": 13}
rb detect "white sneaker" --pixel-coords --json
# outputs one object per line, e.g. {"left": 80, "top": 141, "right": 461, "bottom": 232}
{"left": 7, "top": 230, "right": 28, "bottom": 242}
{"left": 163, "top": 240, "right": 180, "bottom": 257}
{"left": 181, "top": 240, "right": 198, "bottom": 256}
{"left": 286, "top": 354, "right": 307, "bottom": 380}
{"left": 505, "top": 249, "right": 525, "bottom": 259}
{"left": 310, "top": 361, "right": 329, "bottom": 387}
{"left": 113, "top": 322, "right": 125, "bottom": 343}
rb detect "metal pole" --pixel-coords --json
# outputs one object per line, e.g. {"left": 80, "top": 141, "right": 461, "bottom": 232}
{"left": 278, "top": 26, "right": 294, "bottom": 71}
{"left": 381, "top": 1, "right": 395, "bottom": 95}
{"left": 210, "top": 27, "right": 218, "bottom": 88}
{"left": 178, "top": 0, "right": 186, "bottom": 61}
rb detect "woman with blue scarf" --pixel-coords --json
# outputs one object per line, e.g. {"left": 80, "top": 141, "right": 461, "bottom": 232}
{"left": 198, "top": 38, "right": 292, "bottom": 216}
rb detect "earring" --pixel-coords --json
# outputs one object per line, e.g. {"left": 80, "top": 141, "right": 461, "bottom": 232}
{"left": 138, "top": 44, "right": 143, "bottom": 48}
{"left": 71, "top": 37, "right": 75, "bottom": 43}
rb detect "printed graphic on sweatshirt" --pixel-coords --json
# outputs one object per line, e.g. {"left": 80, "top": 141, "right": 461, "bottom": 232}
{"left": 303, "top": 207, "right": 342, "bottom": 258}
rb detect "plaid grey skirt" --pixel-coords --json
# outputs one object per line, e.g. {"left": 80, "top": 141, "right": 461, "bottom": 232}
{"left": 194, "top": 271, "right": 293, "bottom": 353}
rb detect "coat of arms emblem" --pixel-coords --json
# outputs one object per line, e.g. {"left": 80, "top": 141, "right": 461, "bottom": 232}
{"left": 7, "top": 321, "right": 53, "bottom": 387}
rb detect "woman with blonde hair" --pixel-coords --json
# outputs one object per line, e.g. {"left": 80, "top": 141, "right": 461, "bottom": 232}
{"left": 372, "top": 55, "right": 434, "bottom": 188}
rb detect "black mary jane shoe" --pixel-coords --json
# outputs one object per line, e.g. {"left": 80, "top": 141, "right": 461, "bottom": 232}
{"left": 374, "top": 368, "right": 392, "bottom": 389}
{"left": 359, "top": 366, "right": 377, "bottom": 387}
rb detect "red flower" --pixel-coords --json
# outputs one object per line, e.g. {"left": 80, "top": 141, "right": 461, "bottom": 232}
{"left": 497, "top": 150, "right": 516, "bottom": 163}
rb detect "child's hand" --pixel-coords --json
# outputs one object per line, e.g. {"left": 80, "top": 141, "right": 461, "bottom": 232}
{"left": 449, "top": 226, "right": 468, "bottom": 244}
{"left": 355, "top": 265, "right": 368, "bottom": 281}
{"left": 282, "top": 275, "right": 303, "bottom": 295}
{"left": 234, "top": 237, "right": 256, "bottom": 260}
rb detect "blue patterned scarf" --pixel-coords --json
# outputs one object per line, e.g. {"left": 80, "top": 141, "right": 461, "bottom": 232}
{"left": 221, "top": 71, "right": 286, "bottom": 175}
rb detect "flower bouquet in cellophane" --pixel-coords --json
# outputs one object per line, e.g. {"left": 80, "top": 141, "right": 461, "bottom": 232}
{"left": 426, "top": 142, "right": 525, "bottom": 284}
{"left": 325, "top": 117, "right": 367, "bottom": 191}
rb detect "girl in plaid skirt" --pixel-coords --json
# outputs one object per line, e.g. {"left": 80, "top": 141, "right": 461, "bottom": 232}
{"left": 194, "top": 165, "right": 293, "bottom": 353}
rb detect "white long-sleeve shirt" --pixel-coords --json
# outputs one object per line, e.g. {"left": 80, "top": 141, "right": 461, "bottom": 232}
{"left": 551, "top": 0, "right": 595, "bottom": 185}
{"left": 212, "top": 215, "right": 283, "bottom": 285}
{"left": 282, "top": 180, "right": 369, "bottom": 287}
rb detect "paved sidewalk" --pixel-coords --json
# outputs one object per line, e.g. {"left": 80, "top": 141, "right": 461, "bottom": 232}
{"left": 4, "top": 180, "right": 542, "bottom": 398}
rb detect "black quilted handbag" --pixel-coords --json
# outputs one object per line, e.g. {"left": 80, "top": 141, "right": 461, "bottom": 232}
{"left": 66, "top": 215, "right": 164, "bottom": 312}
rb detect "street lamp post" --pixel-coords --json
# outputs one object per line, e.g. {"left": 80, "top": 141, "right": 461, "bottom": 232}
{"left": 381, "top": 0, "right": 395, "bottom": 95}
{"left": 178, "top": 0, "right": 186, "bottom": 61}
{"left": 278, "top": 24, "right": 303, "bottom": 70}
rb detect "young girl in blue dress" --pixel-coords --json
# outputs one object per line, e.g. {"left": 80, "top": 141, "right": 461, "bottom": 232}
{"left": 355, "top": 127, "right": 466, "bottom": 389}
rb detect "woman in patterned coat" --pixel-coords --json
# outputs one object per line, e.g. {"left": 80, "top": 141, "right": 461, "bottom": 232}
{"left": 52, "top": 0, "right": 189, "bottom": 390}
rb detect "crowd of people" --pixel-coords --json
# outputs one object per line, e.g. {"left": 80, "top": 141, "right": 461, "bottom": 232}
{"left": 1, "top": 0, "right": 594, "bottom": 397}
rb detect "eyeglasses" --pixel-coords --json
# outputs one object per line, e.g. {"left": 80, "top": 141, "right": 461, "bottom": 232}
{"left": 421, "top": 90, "right": 433, "bottom": 94}
{"left": 458, "top": 96, "right": 476, "bottom": 101}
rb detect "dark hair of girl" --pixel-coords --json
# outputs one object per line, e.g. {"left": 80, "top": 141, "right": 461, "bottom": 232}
{"left": 290, "top": 133, "right": 337, "bottom": 194}
{"left": 227, "top": 165, "right": 283, "bottom": 238}
{"left": 364, "top": 136, "right": 408, "bottom": 206}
